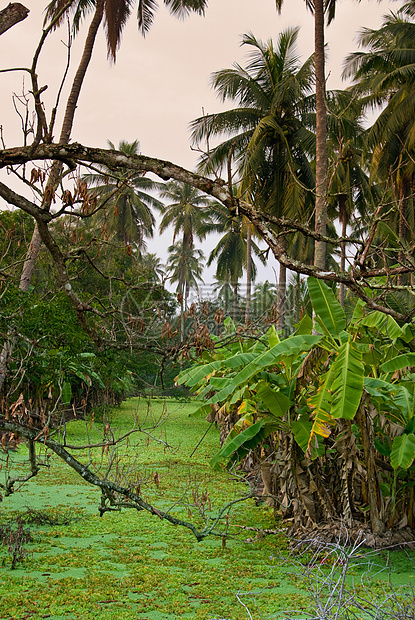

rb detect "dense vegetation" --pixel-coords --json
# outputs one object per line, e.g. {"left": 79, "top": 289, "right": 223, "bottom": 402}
{"left": 0, "top": 0, "right": 414, "bottom": 550}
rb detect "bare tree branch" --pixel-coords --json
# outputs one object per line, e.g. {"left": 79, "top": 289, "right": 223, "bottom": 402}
{"left": 0, "top": 142, "right": 414, "bottom": 322}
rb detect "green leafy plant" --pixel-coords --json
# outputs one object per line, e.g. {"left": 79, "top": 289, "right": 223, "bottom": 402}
{"left": 178, "top": 277, "right": 415, "bottom": 536}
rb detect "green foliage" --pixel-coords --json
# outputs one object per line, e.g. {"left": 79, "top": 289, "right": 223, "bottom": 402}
{"left": 308, "top": 276, "right": 346, "bottom": 338}
{"left": 178, "top": 276, "right": 415, "bottom": 530}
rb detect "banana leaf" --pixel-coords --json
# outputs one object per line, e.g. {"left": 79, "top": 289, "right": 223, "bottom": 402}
{"left": 210, "top": 420, "right": 265, "bottom": 470}
{"left": 256, "top": 381, "right": 291, "bottom": 417}
{"left": 308, "top": 277, "right": 346, "bottom": 337}
{"left": 390, "top": 433, "right": 415, "bottom": 470}
{"left": 330, "top": 340, "right": 364, "bottom": 420}
{"left": 176, "top": 361, "right": 222, "bottom": 387}
{"left": 380, "top": 353, "right": 415, "bottom": 374}
{"left": 308, "top": 364, "right": 335, "bottom": 444}
{"left": 207, "top": 334, "right": 321, "bottom": 405}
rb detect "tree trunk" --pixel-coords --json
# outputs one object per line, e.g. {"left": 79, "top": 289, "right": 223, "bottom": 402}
{"left": 356, "top": 397, "right": 385, "bottom": 535}
{"left": 313, "top": 0, "right": 328, "bottom": 271}
{"left": 232, "top": 282, "right": 238, "bottom": 323}
{"left": 244, "top": 222, "right": 252, "bottom": 325}
{"left": 0, "top": 1, "right": 104, "bottom": 393}
{"left": 59, "top": 0, "right": 104, "bottom": 144}
{"left": 276, "top": 237, "right": 287, "bottom": 332}
{"left": 339, "top": 198, "right": 347, "bottom": 307}
{"left": 398, "top": 182, "right": 407, "bottom": 286}
{"left": 20, "top": 0, "right": 104, "bottom": 284}
{"left": 0, "top": 3, "right": 29, "bottom": 36}
{"left": 179, "top": 264, "right": 185, "bottom": 344}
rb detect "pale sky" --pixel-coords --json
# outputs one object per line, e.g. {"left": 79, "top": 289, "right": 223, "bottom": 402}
{"left": 0, "top": 0, "right": 394, "bottom": 286}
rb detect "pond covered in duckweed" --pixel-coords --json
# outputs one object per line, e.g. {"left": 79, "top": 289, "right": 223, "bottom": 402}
{"left": 0, "top": 397, "right": 414, "bottom": 619}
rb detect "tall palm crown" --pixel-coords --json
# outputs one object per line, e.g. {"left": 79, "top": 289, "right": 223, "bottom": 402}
{"left": 344, "top": 5, "right": 415, "bottom": 161}
{"left": 159, "top": 181, "right": 215, "bottom": 249}
{"left": 46, "top": 0, "right": 208, "bottom": 61}
{"left": 207, "top": 206, "right": 266, "bottom": 321}
{"left": 191, "top": 28, "right": 315, "bottom": 191}
{"left": 344, "top": 4, "right": 415, "bottom": 279}
{"left": 167, "top": 242, "right": 204, "bottom": 297}
{"left": 191, "top": 28, "right": 314, "bottom": 329}
{"left": 83, "top": 140, "right": 162, "bottom": 247}
{"left": 207, "top": 209, "right": 264, "bottom": 284}
{"left": 159, "top": 181, "right": 216, "bottom": 316}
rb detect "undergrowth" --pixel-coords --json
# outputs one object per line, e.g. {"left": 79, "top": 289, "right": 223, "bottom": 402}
{"left": 0, "top": 397, "right": 413, "bottom": 619}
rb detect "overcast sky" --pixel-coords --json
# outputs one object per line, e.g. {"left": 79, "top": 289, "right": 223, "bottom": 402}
{"left": 0, "top": 0, "right": 394, "bottom": 286}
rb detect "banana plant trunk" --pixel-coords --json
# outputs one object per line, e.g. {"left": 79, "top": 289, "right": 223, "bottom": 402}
{"left": 356, "top": 397, "right": 385, "bottom": 535}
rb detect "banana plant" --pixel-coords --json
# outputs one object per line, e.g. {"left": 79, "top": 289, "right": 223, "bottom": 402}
{"left": 177, "top": 318, "right": 321, "bottom": 468}
{"left": 178, "top": 276, "right": 415, "bottom": 533}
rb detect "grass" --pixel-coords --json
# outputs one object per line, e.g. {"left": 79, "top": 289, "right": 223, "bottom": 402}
{"left": 0, "top": 396, "right": 414, "bottom": 620}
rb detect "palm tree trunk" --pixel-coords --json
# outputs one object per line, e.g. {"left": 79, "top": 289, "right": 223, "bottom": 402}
{"left": 232, "top": 282, "right": 238, "bottom": 322}
{"left": 339, "top": 198, "right": 347, "bottom": 307}
{"left": 314, "top": 0, "right": 328, "bottom": 271}
{"left": 244, "top": 223, "right": 252, "bottom": 325}
{"left": 398, "top": 183, "right": 407, "bottom": 286}
{"left": 0, "top": 1, "right": 104, "bottom": 393}
{"left": 60, "top": 0, "right": 104, "bottom": 144}
{"left": 20, "top": 0, "right": 104, "bottom": 286}
{"left": 276, "top": 237, "right": 287, "bottom": 331}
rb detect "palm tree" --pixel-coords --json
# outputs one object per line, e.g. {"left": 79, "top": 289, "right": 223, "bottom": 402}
{"left": 159, "top": 181, "right": 216, "bottom": 339}
{"left": 211, "top": 277, "right": 235, "bottom": 318}
{"left": 276, "top": 0, "right": 361, "bottom": 273}
{"left": 19, "top": 0, "right": 208, "bottom": 290}
{"left": 159, "top": 181, "right": 215, "bottom": 250}
{"left": 3, "top": 0, "right": 209, "bottom": 395}
{"left": 207, "top": 209, "right": 265, "bottom": 323}
{"left": 251, "top": 280, "right": 278, "bottom": 321}
{"left": 45, "top": 0, "right": 208, "bottom": 57}
{"left": 140, "top": 252, "right": 166, "bottom": 283}
{"left": 344, "top": 5, "right": 415, "bottom": 285}
{"left": 167, "top": 242, "right": 205, "bottom": 305}
{"left": 191, "top": 28, "right": 315, "bottom": 330}
{"left": 82, "top": 140, "right": 162, "bottom": 248}
{"left": 325, "top": 89, "right": 375, "bottom": 306}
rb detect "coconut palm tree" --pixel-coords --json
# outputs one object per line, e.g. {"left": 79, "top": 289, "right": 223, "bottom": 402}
{"left": 167, "top": 242, "right": 205, "bottom": 304}
{"left": 159, "top": 181, "right": 216, "bottom": 339}
{"left": 251, "top": 280, "right": 278, "bottom": 321}
{"left": 325, "top": 89, "right": 375, "bottom": 306}
{"left": 276, "top": 0, "right": 343, "bottom": 270}
{"left": 45, "top": 0, "right": 208, "bottom": 57}
{"left": 191, "top": 28, "right": 315, "bottom": 330}
{"left": 344, "top": 5, "right": 415, "bottom": 285}
{"left": 82, "top": 140, "right": 162, "bottom": 248}
{"left": 159, "top": 181, "right": 216, "bottom": 250}
{"left": 2, "top": 0, "right": 209, "bottom": 395}
{"left": 166, "top": 242, "right": 205, "bottom": 342}
{"left": 207, "top": 209, "right": 265, "bottom": 323}
{"left": 19, "top": 0, "right": 208, "bottom": 291}
{"left": 140, "top": 252, "right": 166, "bottom": 283}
